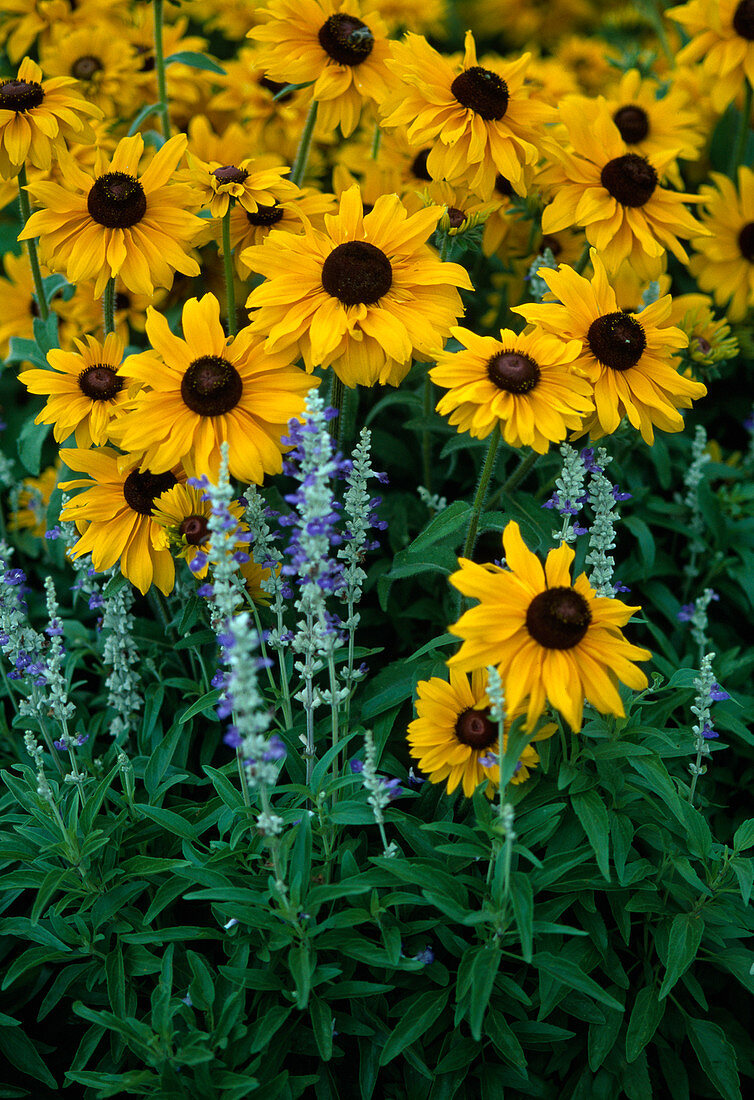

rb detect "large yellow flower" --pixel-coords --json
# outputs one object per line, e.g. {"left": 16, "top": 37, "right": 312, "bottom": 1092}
{"left": 514, "top": 252, "right": 706, "bottom": 445}
{"left": 18, "top": 332, "right": 137, "bottom": 447}
{"left": 248, "top": 0, "right": 391, "bottom": 137}
{"left": 244, "top": 185, "right": 472, "bottom": 388}
{"left": 59, "top": 447, "right": 181, "bottom": 595}
{"left": 667, "top": 0, "right": 754, "bottom": 113}
{"left": 39, "top": 23, "right": 138, "bottom": 119}
{"left": 448, "top": 521, "right": 651, "bottom": 732}
{"left": 539, "top": 97, "right": 707, "bottom": 279}
{"left": 687, "top": 168, "right": 754, "bottom": 322}
{"left": 111, "top": 294, "right": 314, "bottom": 484}
{"left": 407, "top": 668, "right": 554, "bottom": 799}
{"left": 19, "top": 133, "right": 203, "bottom": 297}
{"left": 381, "top": 31, "right": 554, "bottom": 198}
{"left": 430, "top": 325, "right": 594, "bottom": 452}
{"left": 0, "top": 56, "right": 101, "bottom": 178}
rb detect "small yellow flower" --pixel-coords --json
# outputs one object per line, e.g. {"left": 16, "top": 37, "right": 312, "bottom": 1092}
{"left": 185, "top": 152, "right": 298, "bottom": 220}
{"left": 667, "top": 0, "right": 754, "bottom": 112}
{"left": 688, "top": 168, "right": 754, "bottom": 322}
{"left": 8, "top": 460, "right": 60, "bottom": 539}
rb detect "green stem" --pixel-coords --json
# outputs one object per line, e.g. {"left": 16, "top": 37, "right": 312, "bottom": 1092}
{"left": 222, "top": 208, "right": 237, "bottom": 337}
{"left": 103, "top": 277, "right": 115, "bottom": 335}
{"left": 153, "top": 0, "right": 171, "bottom": 139}
{"left": 422, "top": 371, "right": 433, "bottom": 494}
{"left": 236, "top": 746, "right": 251, "bottom": 808}
{"left": 371, "top": 121, "right": 382, "bottom": 160}
{"left": 731, "top": 79, "right": 753, "bottom": 177}
{"left": 328, "top": 372, "right": 345, "bottom": 443}
{"left": 17, "top": 166, "right": 48, "bottom": 322}
{"left": 501, "top": 448, "right": 539, "bottom": 496}
{"left": 574, "top": 241, "right": 590, "bottom": 275}
{"left": 462, "top": 431, "right": 500, "bottom": 560}
{"left": 290, "top": 100, "right": 318, "bottom": 187}
{"left": 645, "top": 0, "right": 674, "bottom": 63}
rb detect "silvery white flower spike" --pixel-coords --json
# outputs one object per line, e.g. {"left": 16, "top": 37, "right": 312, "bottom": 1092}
{"left": 101, "top": 577, "right": 141, "bottom": 743}
{"left": 584, "top": 446, "right": 622, "bottom": 598}
{"left": 543, "top": 444, "right": 587, "bottom": 543}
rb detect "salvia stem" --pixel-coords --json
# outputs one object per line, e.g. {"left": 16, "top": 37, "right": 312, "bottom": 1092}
{"left": 17, "top": 165, "right": 49, "bottom": 322}
{"left": 222, "top": 208, "right": 237, "bottom": 337}
{"left": 290, "top": 100, "right": 319, "bottom": 187}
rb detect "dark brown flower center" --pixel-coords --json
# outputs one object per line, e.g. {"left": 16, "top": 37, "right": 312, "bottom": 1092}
{"left": 78, "top": 365, "right": 124, "bottom": 401}
{"left": 259, "top": 75, "right": 293, "bottom": 101}
{"left": 181, "top": 355, "right": 243, "bottom": 416}
{"left": 733, "top": 0, "right": 754, "bottom": 39}
{"left": 738, "top": 221, "right": 754, "bottom": 262}
{"left": 694, "top": 336, "right": 711, "bottom": 355}
{"left": 455, "top": 707, "right": 498, "bottom": 750}
{"left": 446, "top": 206, "right": 466, "bottom": 229}
{"left": 494, "top": 174, "right": 514, "bottom": 197}
{"left": 411, "top": 148, "right": 432, "bottom": 181}
{"left": 318, "top": 13, "right": 374, "bottom": 66}
{"left": 246, "top": 201, "right": 284, "bottom": 226}
{"left": 213, "top": 164, "right": 249, "bottom": 184}
{"left": 487, "top": 351, "right": 540, "bottom": 393}
{"left": 321, "top": 240, "right": 392, "bottom": 305}
{"left": 0, "top": 79, "right": 44, "bottom": 112}
{"left": 87, "top": 172, "right": 147, "bottom": 229}
{"left": 123, "top": 469, "right": 177, "bottom": 516}
{"left": 451, "top": 66, "right": 509, "bottom": 121}
{"left": 613, "top": 104, "right": 650, "bottom": 144}
{"left": 179, "top": 515, "right": 209, "bottom": 545}
{"left": 72, "top": 55, "right": 103, "bottom": 81}
{"left": 587, "top": 311, "right": 646, "bottom": 371}
{"left": 539, "top": 234, "right": 562, "bottom": 257}
{"left": 600, "top": 153, "right": 657, "bottom": 207}
{"left": 526, "top": 586, "right": 591, "bottom": 650}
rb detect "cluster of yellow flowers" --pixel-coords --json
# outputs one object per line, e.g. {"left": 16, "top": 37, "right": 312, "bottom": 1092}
{"left": 1, "top": 0, "right": 750, "bottom": 796}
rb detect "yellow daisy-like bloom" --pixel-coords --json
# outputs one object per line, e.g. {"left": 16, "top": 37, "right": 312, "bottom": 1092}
{"left": 0, "top": 250, "right": 39, "bottom": 356}
{"left": 687, "top": 168, "right": 754, "bottom": 322}
{"left": 0, "top": 56, "right": 102, "bottom": 179}
{"left": 514, "top": 252, "right": 706, "bottom": 445}
{"left": 407, "top": 668, "right": 555, "bottom": 799}
{"left": 112, "top": 294, "right": 315, "bottom": 484}
{"left": 8, "top": 459, "right": 60, "bottom": 538}
{"left": 0, "top": 0, "right": 107, "bottom": 64}
{"left": 59, "top": 447, "right": 181, "bottom": 595}
{"left": 667, "top": 0, "right": 754, "bottom": 113}
{"left": 600, "top": 69, "right": 703, "bottom": 181}
{"left": 448, "top": 521, "right": 651, "bottom": 732}
{"left": 150, "top": 483, "right": 245, "bottom": 576}
{"left": 248, "top": 0, "right": 391, "bottom": 137}
{"left": 540, "top": 98, "right": 707, "bottom": 280}
{"left": 19, "top": 133, "right": 203, "bottom": 297}
{"left": 40, "top": 23, "right": 138, "bottom": 119}
{"left": 381, "top": 31, "right": 554, "bottom": 199}
{"left": 185, "top": 153, "right": 297, "bottom": 220}
{"left": 229, "top": 183, "right": 335, "bottom": 278}
{"left": 431, "top": 325, "right": 594, "bottom": 452}
{"left": 18, "top": 332, "right": 137, "bottom": 447}
{"left": 244, "top": 185, "right": 472, "bottom": 388}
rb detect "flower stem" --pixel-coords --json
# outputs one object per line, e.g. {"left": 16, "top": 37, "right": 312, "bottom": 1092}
{"left": 153, "top": 0, "right": 171, "bottom": 139}
{"left": 291, "top": 100, "right": 318, "bottom": 187}
{"left": 328, "top": 372, "right": 344, "bottom": 442}
{"left": 222, "top": 208, "right": 237, "bottom": 337}
{"left": 574, "top": 242, "right": 590, "bottom": 275}
{"left": 501, "top": 448, "right": 539, "bottom": 495}
{"left": 462, "top": 431, "right": 500, "bottom": 560}
{"left": 17, "top": 166, "right": 48, "bottom": 322}
{"left": 103, "top": 277, "right": 115, "bottom": 335}
{"left": 371, "top": 120, "right": 382, "bottom": 160}
{"left": 422, "top": 371, "right": 433, "bottom": 494}
{"left": 731, "top": 79, "right": 753, "bottom": 177}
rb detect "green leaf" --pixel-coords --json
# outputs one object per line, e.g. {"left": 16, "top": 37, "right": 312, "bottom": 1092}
{"left": 202, "top": 765, "right": 247, "bottom": 811}
{"left": 625, "top": 986, "right": 664, "bottom": 1062}
{"left": 509, "top": 871, "right": 533, "bottom": 962}
{"left": 685, "top": 1016, "right": 742, "bottom": 1100}
{"left": 164, "top": 51, "right": 226, "bottom": 74}
{"left": 136, "top": 805, "right": 198, "bottom": 840}
{"left": 102, "top": 572, "right": 129, "bottom": 599}
{"left": 127, "top": 103, "right": 160, "bottom": 135}
{"left": 7, "top": 337, "right": 47, "bottom": 367}
{"left": 623, "top": 515, "right": 655, "bottom": 570}
{"left": 532, "top": 953, "right": 624, "bottom": 1013}
{"left": 0, "top": 1024, "right": 58, "bottom": 1088}
{"left": 248, "top": 1005, "right": 292, "bottom": 1054}
{"left": 406, "top": 501, "right": 472, "bottom": 554}
{"left": 658, "top": 914, "right": 704, "bottom": 1000}
{"left": 731, "top": 857, "right": 753, "bottom": 905}
{"left": 485, "top": 1009, "right": 527, "bottom": 1069}
{"left": 105, "top": 945, "right": 126, "bottom": 1018}
{"left": 179, "top": 690, "right": 220, "bottom": 724}
{"left": 17, "top": 418, "right": 50, "bottom": 475}
{"left": 30, "top": 867, "right": 69, "bottom": 924}
{"left": 468, "top": 946, "right": 501, "bottom": 1040}
{"left": 733, "top": 818, "right": 754, "bottom": 851}
{"left": 288, "top": 944, "right": 313, "bottom": 1009}
{"left": 572, "top": 789, "right": 610, "bottom": 881}
{"left": 289, "top": 814, "right": 312, "bottom": 905}
{"left": 309, "top": 996, "right": 333, "bottom": 1062}
{"left": 379, "top": 989, "right": 449, "bottom": 1065}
